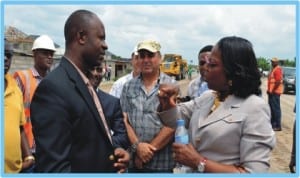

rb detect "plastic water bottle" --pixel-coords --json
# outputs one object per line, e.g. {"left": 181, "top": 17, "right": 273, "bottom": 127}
{"left": 173, "top": 119, "right": 192, "bottom": 173}
{"left": 175, "top": 119, "right": 189, "bottom": 144}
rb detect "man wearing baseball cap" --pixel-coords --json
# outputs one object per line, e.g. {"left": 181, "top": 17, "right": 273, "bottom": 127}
{"left": 137, "top": 40, "right": 161, "bottom": 52}
{"left": 121, "top": 40, "right": 177, "bottom": 172}
{"left": 267, "top": 57, "right": 283, "bottom": 131}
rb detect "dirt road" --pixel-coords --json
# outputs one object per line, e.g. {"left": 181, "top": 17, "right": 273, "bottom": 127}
{"left": 100, "top": 76, "right": 295, "bottom": 173}
{"left": 260, "top": 78, "right": 295, "bottom": 173}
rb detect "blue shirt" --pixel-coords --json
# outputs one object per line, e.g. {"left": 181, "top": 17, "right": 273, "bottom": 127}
{"left": 188, "top": 75, "right": 208, "bottom": 99}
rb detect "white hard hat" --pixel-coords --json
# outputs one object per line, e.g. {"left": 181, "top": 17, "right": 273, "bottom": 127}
{"left": 32, "top": 35, "right": 56, "bottom": 52}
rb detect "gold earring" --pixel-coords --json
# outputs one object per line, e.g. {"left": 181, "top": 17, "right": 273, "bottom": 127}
{"left": 228, "top": 80, "right": 232, "bottom": 86}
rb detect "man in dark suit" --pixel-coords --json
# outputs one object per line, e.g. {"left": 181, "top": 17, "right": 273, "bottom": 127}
{"left": 30, "top": 9, "right": 129, "bottom": 173}
{"left": 87, "top": 65, "right": 129, "bottom": 149}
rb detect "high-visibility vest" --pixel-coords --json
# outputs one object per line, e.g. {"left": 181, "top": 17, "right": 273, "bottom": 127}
{"left": 13, "top": 69, "right": 39, "bottom": 151}
{"left": 267, "top": 66, "right": 283, "bottom": 94}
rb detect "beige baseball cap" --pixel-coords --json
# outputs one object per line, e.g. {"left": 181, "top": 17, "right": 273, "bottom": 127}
{"left": 137, "top": 40, "right": 161, "bottom": 53}
{"left": 271, "top": 57, "right": 279, "bottom": 62}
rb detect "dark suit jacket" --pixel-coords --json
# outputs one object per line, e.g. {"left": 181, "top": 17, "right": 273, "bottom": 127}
{"left": 96, "top": 89, "right": 129, "bottom": 149}
{"left": 31, "top": 57, "right": 116, "bottom": 172}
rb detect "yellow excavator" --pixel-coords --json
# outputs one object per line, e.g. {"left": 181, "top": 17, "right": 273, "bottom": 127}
{"left": 160, "top": 54, "right": 188, "bottom": 80}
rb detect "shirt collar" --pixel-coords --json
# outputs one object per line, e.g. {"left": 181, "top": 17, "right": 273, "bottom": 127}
{"left": 64, "top": 56, "right": 90, "bottom": 86}
{"left": 31, "top": 67, "right": 42, "bottom": 78}
{"left": 138, "top": 71, "right": 161, "bottom": 85}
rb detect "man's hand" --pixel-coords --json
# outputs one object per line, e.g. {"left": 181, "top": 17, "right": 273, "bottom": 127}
{"left": 22, "top": 157, "right": 35, "bottom": 170}
{"left": 114, "top": 148, "right": 130, "bottom": 173}
{"left": 136, "top": 142, "right": 157, "bottom": 163}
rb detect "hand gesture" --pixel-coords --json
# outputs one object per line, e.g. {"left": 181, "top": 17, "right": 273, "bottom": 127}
{"left": 158, "top": 83, "right": 180, "bottom": 111}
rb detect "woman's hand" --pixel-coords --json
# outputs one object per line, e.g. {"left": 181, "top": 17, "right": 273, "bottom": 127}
{"left": 158, "top": 83, "right": 180, "bottom": 111}
{"left": 172, "top": 143, "right": 202, "bottom": 169}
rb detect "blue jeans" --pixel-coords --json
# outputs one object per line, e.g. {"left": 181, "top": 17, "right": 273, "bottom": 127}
{"left": 268, "top": 93, "right": 281, "bottom": 128}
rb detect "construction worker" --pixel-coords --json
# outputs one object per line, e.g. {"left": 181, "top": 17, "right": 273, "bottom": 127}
{"left": 4, "top": 39, "right": 34, "bottom": 173}
{"left": 13, "top": 35, "right": 56, "bottom": 165}
{"left": 267, "top": 57, "right": 283, "bottom": 131}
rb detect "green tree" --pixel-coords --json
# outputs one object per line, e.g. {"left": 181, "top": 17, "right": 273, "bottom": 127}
{"left": 282, "top": 59, "right": 296, "bottom": 67}
{"left": 257, "top": 57, "right": 270, "bottom": 71}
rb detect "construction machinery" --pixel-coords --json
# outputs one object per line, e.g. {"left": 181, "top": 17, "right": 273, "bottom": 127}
{"left": 160, "top": 54, "right": 188, "bottom": 80}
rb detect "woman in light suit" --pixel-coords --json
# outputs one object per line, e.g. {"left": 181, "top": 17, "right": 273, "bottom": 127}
{"left": 158, "top": 36, "right": 276, "bottom": 173}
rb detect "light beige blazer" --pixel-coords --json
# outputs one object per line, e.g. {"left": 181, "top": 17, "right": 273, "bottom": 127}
{"left": 159, "top": 90, "right": 276, "bottom": 173}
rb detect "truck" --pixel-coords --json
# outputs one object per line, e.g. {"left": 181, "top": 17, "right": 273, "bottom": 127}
{"left": 160, "top": 54, "right": 188, "bottom": 80}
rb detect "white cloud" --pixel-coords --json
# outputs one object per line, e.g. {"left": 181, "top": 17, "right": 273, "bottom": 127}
{"left": 4, "top": 3, "right": 296, "bottom": 64}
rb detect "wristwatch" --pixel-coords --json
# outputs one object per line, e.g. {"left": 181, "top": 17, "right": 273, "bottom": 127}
{"left": 130, "top": 141, "right": 140, "bottom": 153}
{"left": 197, "top": 157, "right": 207, "bottom": 172}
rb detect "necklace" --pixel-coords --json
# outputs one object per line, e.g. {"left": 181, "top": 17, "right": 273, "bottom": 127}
{"left": 211, "top": 97, "right": 220, "bottom": 112}
{"left": 210, "top": 92, "right": 229, "bottom": 112}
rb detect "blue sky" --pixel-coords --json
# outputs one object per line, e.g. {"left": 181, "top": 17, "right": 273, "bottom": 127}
{"left": 3, "top": 2, "right": 297, "bottom": 64}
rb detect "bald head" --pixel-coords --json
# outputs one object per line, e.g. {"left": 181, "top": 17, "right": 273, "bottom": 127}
{"left": 63, "top": 9, "right": 108, "bottom": 72}
{"left": 64, "top": 9, "right": 98, "bottom": 46}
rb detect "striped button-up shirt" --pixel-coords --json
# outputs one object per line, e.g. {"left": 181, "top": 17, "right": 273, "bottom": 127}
{"left": 120, "top": 72, "right": 176, "bottom": 171}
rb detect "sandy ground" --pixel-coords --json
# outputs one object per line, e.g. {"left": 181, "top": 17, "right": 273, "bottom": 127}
{"left": 99, "top": 76, "right": 296, "bottom": 174}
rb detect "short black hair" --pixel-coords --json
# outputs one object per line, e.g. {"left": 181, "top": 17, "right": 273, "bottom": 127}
{"left": 217, "top": 36, "right": 261, "bottom": 98}
{"left": 198, "top": 45, "right": 213, "bottom": 56}
{"left": 64, "top": 9, "right": 96, "bottom": 46}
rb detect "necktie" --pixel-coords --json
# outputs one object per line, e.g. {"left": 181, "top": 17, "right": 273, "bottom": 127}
{"left": 87, "top": 83, "right": 113, "bottom": 144}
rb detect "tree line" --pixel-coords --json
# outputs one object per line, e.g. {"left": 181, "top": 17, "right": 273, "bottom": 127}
{"left": 257, "top": 57, "right": 296, "bottom": 72}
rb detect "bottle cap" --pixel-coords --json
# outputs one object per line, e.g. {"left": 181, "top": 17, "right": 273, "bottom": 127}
{"left": 176, "top": 119, "right": 185, "bottom": 126}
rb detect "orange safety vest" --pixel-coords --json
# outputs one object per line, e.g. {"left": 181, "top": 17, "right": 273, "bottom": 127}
{"left": 13, "top": 69, "right": 39, "bottom": 151}
{"left": 267, "top": 66, "right": 283, "bottom": 94}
